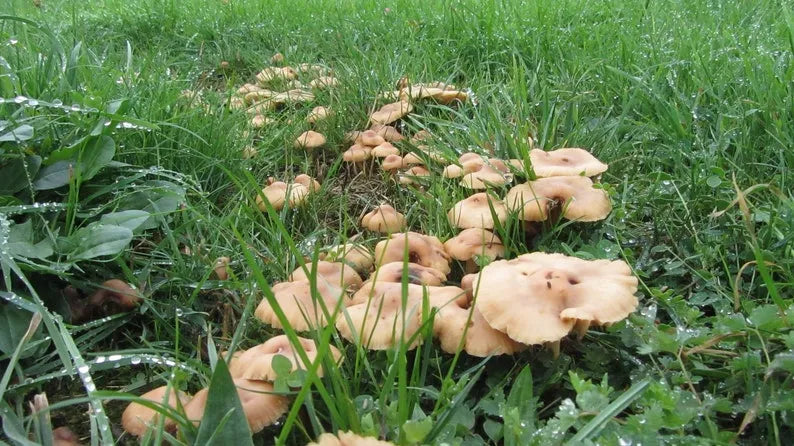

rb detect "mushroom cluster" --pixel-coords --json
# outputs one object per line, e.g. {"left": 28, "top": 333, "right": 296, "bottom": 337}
{"left": 256, "top": 174, "right": 321, "bottom": 212}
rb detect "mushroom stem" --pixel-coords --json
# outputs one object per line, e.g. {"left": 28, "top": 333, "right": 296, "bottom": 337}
{"left": 464, "top": 259, "right": 478, "bottom": 274}
{"left": 574, "top": 320, "right": 590, "bottom": 340}
{"left": 546, "top": 340, "right": 561, "bottom": 359}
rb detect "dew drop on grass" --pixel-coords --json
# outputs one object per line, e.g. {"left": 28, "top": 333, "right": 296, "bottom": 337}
{"left": 108, "top": 354, "right": 122, "bottom": 361}
{"left": 175, "top": 308, "right": 183, "bottom": 317}
{"left": 14, "top": 95, "right": 27, "bottom": 104}
{"left": 131, "top": 356, "right": 142, "bottom": 365}
{"left": 78, "top": 365, "right": 90, "bottom": 374}
{"left": 52, "top": 99, "right": 62, "bottom": 106}
{"left": 95, "top": 356, "right": 106, "bottom": 364}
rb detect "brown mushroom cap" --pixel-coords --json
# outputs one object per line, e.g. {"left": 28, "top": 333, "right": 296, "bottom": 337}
{"left": 295, "top": 131, "right": 327, "bottom": 150}
{"left": 228, "top": 335, "right": 342, "bottom": 380}
{"left": 256, "top": 66, "right": 298, "bottom": 84}
{"left": 307, "top": 106, "right": 331, "bottom": 124}
{"left": 183, "top": 379, "right": 288, "bottom": 434}
{"left": 361, "top": 204, "right": 406, "bottom": 233}
{"left": 401, "top": 152, "right": 424, "bottom": 166}
{"left": 356, "top": 130, "right": 386, "bottom": 147}
{"left": 369, "top": 101, "right": 412, "bottom": 125}
{"left": 309, "top": 76, "right": 339, "bottom": 89}
{"left": 368, "top": 261, "right": 447, "bottom": 286}
{"left": 461, "top": 164, "right": 511, "bottom": 189}
{"left": 254, "top": 279, "right": 348, "bottom": 330}
{"left": 373, "top": 232, "right": 451, "bottom": 274}
{"left": 398, "top": 166, "right": 430, "bottom": 186}
{"left": 472, "top": 252, "right": 639, "bottom": 345}
{"left": 251, "top": 115, "right": 274, "bottom": 129}
{"left": 256, "top": 182, "right": 309, "bottom": 211}
{"left": 447, "top": 193, "right": 508, "bottom": 230}
{"left": 370, "top": 124, "right": 404, "bottom": 142}
{"left": 53, "top": 427, "right": 82, "bottom": 446}
{"left": 289, "top": 261, "right": 363, "bottom": 291}
{"left": 245, "top": 89, "right": 276, "bottom": 105}
{"left": 121, "top": 386, "right": 191, "bottom": 437}
{"left": 443, "top": 228, "right": 505, "bottom": 261}
{"left": 529, "top": 148, "right": 608, "bottom": 177}
{"left": 324, "top": 243, "right": 374, "bottom": 273}
{"left": 309, "top": 430, "right": 396, "bottom": 446}
{"left": 294, "top": 174, "right": 321, "bottom": 192}
{"left": 381, "top": 155, "right": 406, "bottom": 172}
{"left": 343, "top": 144, "right": 373, "bottom": 162}
{"left": 213, "top": 257, "right": 231, "bottom": 280}
{"left": 504, "top": 176, "right": 611, "bottom": 222}
{"left": 433, "top": 300, "right": 525, "bottom": 357}
{"left": 371, "top": 142, "right": 400, "bottom": 158}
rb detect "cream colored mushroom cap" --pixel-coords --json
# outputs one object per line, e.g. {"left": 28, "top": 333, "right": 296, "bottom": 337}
{"left": 504, "top": 176, "right": 611, "bottom": 222}
{"left": 294, "top": 174, "right": 321, "bottom": 192}
{"left": 529, "top": 148, "right": 608, "bottom": 178}
{"left": 472, "top": 252, "right": 639, "bottom": 345}
{"left": 369, "top": 124, "right": 404, "bottom": 142}
{"left": 309, "top": 76, "right": 339, "bottom": 89}
{"left": 461, "top": 164, "right": 510, "bottom": 189}
{"left": 371, "top": 142, "right": 400, "bottom": 158}
{"left": 443, "top": 228, "right": 505, "bottom": 261}
{"left": 361, "top": 204, "right": 406, "bottom": 233}
{"left": 256, "top": 66, "right": 298, "bottom": 84}
{"left": 374, "top": 232, "right": 451, "bottom": 274}
{"left": 183, "top": 379, "right": 288, "bottom": 434}
{"left": 447, "top": 193, "right": 508, "bottom": 229}
{"left": 254, "top": 279, "right": 349, "bottom": 330}
{"left": 245, "top": 89, "right": 276, "bottom": 104}
{"left": 398, "top": 166, "right": 431, "bottom": 185}
{"left": 228, "top": 335, "right": 342, "bottom": 380}
{"left": 432, "top": 300, "right": 525, "bottom": 357}
{"left": 289, "top": 261, "right": 363, "bottom": 291}
{"left": 369, "top": 101, "right": 413, "bottom": 125}
{"left": 121, "top": 386, "right": 191, "bottom": 437}
{"left": 357, "top": 130, "right": 386, "bottom": 147}
{"left": 307, "top": 106, "right": 331, "bottom": 123}
{"left": 256, "top": 182, "right": 310, "bottom": 211}
{"left": 295, "top": 131, "right": 327, "bottom": 149}
{"left": 381, "top": 155, "right": 406, "bottom": 172}
{"left": 367, "top": 261, "right": 447, "bottom": 286}
{"left": 324, "top": 243, "right": 374, "bottom": 272}
{"left": 308, "top": 430, "right": 396, "bottom": 446}
{"left": 343, "top": 144, "right": 372, "bottom": 162}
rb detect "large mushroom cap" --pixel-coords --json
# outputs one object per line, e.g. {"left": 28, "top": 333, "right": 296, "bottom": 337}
{"left": 370, "top": 124, "right": 404, "bottom": 142}
{"left": 295, "top": 131, "right": 327, "bottom": 150}
{"left": 121, "top": 386, "right": 191, "bottom": 437}
{"left": 447, "top": 193, "right": 508, "bottom": 230}
{"left": 183, "top": 379, "right": 288, "bottom": 434}
{"left": 361, "top": 204, "right": 406, "bottom": 233}
{"left": 472, "top": 252, "right": 639, "bottom": 345}
{"left": 356, "top": 130, "right": 386, "bottom": 147}
{"left": 369, "top": 101, "right": 413, "bottom": 125}
{"left": 529, "top": 148, "right": 608, "bottom": 178}
{"left": 254, "top": 279, "right": 348, "bottom": 330}
{"left": 289, "top": 261, "right": 363, "bottom": 291}
{"left": 443, "top": 228, "right": 505, "bottom": 261}
{"left": 433, "top": 300, "right": 525, "bottom": 357}
{"left": 504, "top": 176, "right": 611, "bottom": 222}
{"left": 368, "top": 261, "right": 447, "bottom": 286}
{"left": 374, "top": 232, "right": 451, "bottom": 275}
{"left": 309, "top": 430, "right": 396, "bottom": 446}
{"left": 324, "top": 243, "right": 374, "bottom": 273}
{"left": 228, "top": 335, "right": 342, "bottom": 380}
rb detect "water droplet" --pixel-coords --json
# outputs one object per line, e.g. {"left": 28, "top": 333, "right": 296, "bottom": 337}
{"left": 175, "top": 308, "right": 184, "bottom": 317}
{"left": 94, "top": 356, "right": 106, "bottom": 364}
{"left": 78, "top": 365, "right": 90, "bottom": 374}
{"left": 130, "top": 356, "right": 142, "bottom": 365}
{"left": 27, "top": 99, "right": 39, "bottom": 106}
{"left": 52, "top": 99, "right": 63, "bottom": 106}
{"left": 14, "top": 95, "right": 27, "bottom": 104}
{"left": 108, "top": 354, "right": 122, "bottom": 361}
{"left": 70, "top": 104, "right": 81, "bottom": 112}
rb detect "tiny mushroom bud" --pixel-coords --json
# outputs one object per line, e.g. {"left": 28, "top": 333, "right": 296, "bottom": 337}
{"left": 228, "top": 335, "right": 342, "bottom": 380}
{"left": 447, "top": 193, "right": 508, "bottom": 230}
{"left": 295, "top": 130, "right": 327, "bottom": 150}
{"left": 122, "top": 386, "right": 192, "bottom": 437}
{"left": 361, "top": 204, "right": 406, "bottom": 233}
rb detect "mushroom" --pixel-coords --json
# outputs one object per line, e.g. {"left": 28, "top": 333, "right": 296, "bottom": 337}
{"left": 447, "top": 193, "right": 508, "bottom": 230}
{"left": 294, "top": 174, "right": 322, "bottom": 192}
{"left": 183, "top": 379, "right": 288, "bottom": 434}
{"left": 432, "top": 299, "right": 525, "bottom": 357}
{"left": 270, "top": 52, "right": 284, "bottom": 65}
{"left": 369, "top": 101, "right": 412, "bottom": 125}
{"left": 251, "top": 115, "right": 274, "bottom": 129}
{"left": 244, "top": 90, "right": 276, "bottom": 105}
{"left": 256, "top": 66, "right": 298, "bottom": 84}
{"left": 295, "top": 131, "right": 327, "bottom": 150}
{"left": 355, "top": 130, "right": 386, "bottom": 147}
{"left": 289, "top": 261, "right": 363, "bottom": 291}
{"left": 382, "top": 85, "right": 468, "bottom": 104}
{"left": 53, "top": 427, "right": 82, "bottom": 446}
{"left": 228, "top": 335, "right": 342, "bottom": 380}
{"left": 237, "top": 83, "right": 263, "bottom": 95}
{"left": 307, "top": 106, "right": 331, "bottom": 124}
{"left": 471, "top": 252, "right": 639, "bottom": 345}
{"left": 121, "top": 386, "right": 191, "bottom": 437}
{"left": 397, "top": 166, "right": 430, "bottom": 186}
{"left": 361, "top": 204, "right": 406, "bottom": 233}
{"left": 460, "top": 164, "right": 511, "bottom": 189}
{"left": 410, "top": 130, "right": 432, "bottom": 144}
{"left": 68, "top": 279, "right": 142, "bottom": 323}
{"left": 229, "top": 96, "right": 246, "bottom": 111}
{"left": 309, "top": 431, "right": 395, "bottom": 446}
{"left": 373, "top": 232, "right": 451, "bottom": 275}
{"left": 370, "top": 124, "right": 404, "bottom": 142}
{"left": 323, "top": 242, "right": 374, "bottom": 273}
{"left": 443, "top": 228, "right": 505, "bottom": 272}
{"left": 528, "top": 148, "right": 608, "bottom": 178}
{"left": 371, "top": 142, "right": 400, "bottom": 158}
{"left": 246, "top": 101, "right": 277, "bottom": 115}
{"left": 297, "top": 63, "right": 331, "bottom": 76}
{"left": 242, "top": 146, "right": 258, "bottom": 159}
{"left": 343, "top": 144, "right": 373, "bottom": 167}
{"left": 504, "top": 176, "right": 611, "bottom": 222}
{"left": 381, "top": 155, "right": 407, "bottom": 172}
{"left": 401, "top": 152, "right": 424, "bottom": 166}
{"left": 367, "top": 261, "right": 446, "bottom": 286}
{"left": 254, "top": 279, "right": 348, "bottom": 330}
{"left": 271, "top": 89, "right": 315, "bottom": 105}
{"left": 256, "top": 182, "right": 309, "bottom": 211}
{"left": 309, "top": 76, "right": 339, "bottom": 89}
{"left": 213, "top": 257, "right": 231, "bottom": 280}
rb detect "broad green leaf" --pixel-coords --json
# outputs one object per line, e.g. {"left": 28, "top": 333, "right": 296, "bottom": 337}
{"left": 32, "top": 161, "right": 72, "bottom": 190}
{"left": 0, "top": 156, "right": 41, "bottom": 194}
{"left": 7, "top": 220, "right": 53, "bottom": 260}
{"left": 65, "top": 224, "right": 133, "bottom": 261}
{"left": 504, "top": 365, "right": 535, "bottom": 446}
{"left": 118, "top": 180, "right": 185, "bottom": 230}
{"left": 0, "top": 304, "right": 42, "bottom": 357}
{"left": 271, "top": 354, "right": 292, "bottom": 377}
{"left": 403, "top": 417, "right": 433, "bottom": 443}
{"left": 193, "top": 359, "right": 253, "bottom": 446}
{"left": 79, "top": 135, "right": 115, "bottom": 180}
{"left": 99, "top": 210, "right": 150, "bottom": 232}
{"left": 0, "top": 124, "right": 33, "bottom": 142}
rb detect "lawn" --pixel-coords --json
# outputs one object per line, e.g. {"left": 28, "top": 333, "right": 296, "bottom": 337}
{"left": 1, "top": 0, "right": 793, "bottom": 444}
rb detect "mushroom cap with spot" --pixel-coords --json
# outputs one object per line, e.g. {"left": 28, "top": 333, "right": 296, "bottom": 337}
{"left": 504, "top": 176, "right": 611, "bottom": 222}
{"left": 432, "top": 300, "right": 525, "bottom": 357}
{"left": 121, "top": 386, "right": 191, "bottom": 437}
{"left": 254, "top": 278, "right": 349, "bottom": 330}
{"left": 228, "top": 335, "right": 342, "bottom": 381}
{"left": 373, "top": 232, "right": 450, "bottom": 274}
{"left": 356, "top": 130, "right": 386, "bottom": 147}
{"left": 183, "top": 379, "right": 288, "bottom": 434}
{"left": 369, "top": 101, "right": 413, "bottom": 125}
{"left": 295, "top": 131, "right": 327, "bottom": 150}
{"left": 307, "top": 106, "right": 331, "bottom": 123}
{"left": 370, "top": 124, "right": 404, "bottom": 142}
{"left": 343, "top": 144, "right": 372, "bottom": 162}
{"left": 381, "top": 155, "right": 406, "bottom": 172}
{"left": 371, "top": 142, "right": 399, "bottom": 158}
{"left": 309, "top": 76, "right": 339, "bottom": 89}
{"left": 289, "top": 261, "right": 363, "bottom": 291}
{"left": 447, "top": 193, "right": 507, "bottom": 229}
{"left": 367, "top": 261, "right": 447, "bottom": 286}
{"left": 361, "top": 204, "right": 405, "bottom": 233}
{"left": 460, "top": 164, "right": 510, "bottom": 189}
{"left": 308, "top": 430, "right": 396, "bottom": 446}
{"left": 398, "top": 166, "right": 430, "bottom": 185}
{"left": 443, "top": 228, "right": 505, "bottom": 261}
{"left": 324, "top": 243, "right": 374, "bottom": 273}
{"left": 472, "top": 252, "right": 639, "bottom": 345}
{"left": 529, "top": 148, "right": 608, "bottom": 178}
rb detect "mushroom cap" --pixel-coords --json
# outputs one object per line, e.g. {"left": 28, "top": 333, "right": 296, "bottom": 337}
{"left": 271, "top": 89, "right": 315, "bottom": 105}
{"left": 383, "top": 85, "right": 468, "bottom": 104}
{"left": 237, "top": 83, "right": 264, "bottom": 95}
{"left": 256, "top": 182, "right": 310, "bottom": 211}
{"left": 368, "top": 261, "right": 447, "bottom": 286}
{"left": 254, "top": 279, "right": 348, "bottom": 330}
{"left": 472, "top": 252, "right": 639, "bottom": 345}
{"left": 369, "top": 101, "right": 413, "bottom": 125}
{"left": 309, "top": 431, "right": 395, "bottom": 446}
{"left": 244, "top": 89, "right": 276, "bottom": 104}
{"left": 401, "top": 152, "right": 424, "bottom": 166}
{"left": 52, "top": 427, "right": 82, "bottom": 446}
{"left": 294, "top": 174, "right": 321, "bottom": 192}
{"left": 256, "top": 66, "right": 298, "bottom": 84}
{"left": 443, "top": 228, "right": 505, "bottom": 261}
{"left": 447, "top": 193, "right": 508, "bottom": 229}
{"left": 361, "top": 204, "right": 406, "bottom": 233}
{"left": 251, "top": 114, "right": 274, "bottom": 128}
{"left": 381, "top": 155, "right": 406, "bottom": 171}
{"left": 229, "top": 96, "right": 246, "bottom": 111}
{"left": 295, "top": 131, "right": 327, "bottom": 150}
{"left": 307, "top": 106, "right": 331, "bottom": 124}
{"left": 213, "top": 256, "right": 230, "bottom": 280}
{"left": 289, "top": 261, "right": 363, "bottom": 291}
{"left": 297, "top": 63, "right": 331, "bottom": 76}
{"left": 373, "top": 232, "right": 451, "bottom": 275}
{"left": 309, "top": 76, "right": 339, "bottom": 89}
{"left": 343, "top": 144, "right": 372, "bottom": 162}
{"left": 529, "top": 148, "right": 608, "bottom": 177}
{"left": 121, "top": 386, "right": 191, "bottom": 437}
{"left": 246, "top": 101, "right": 277, "bottom": 115}
{"left": 371, "top": 142, "right": 400, "bottom": 158}
{"left": 183, "top": 379, "right": 288, "bottom": 434}
{"left": 270, "top": 52, "right": 284, "bottom": 64}
{"left": 398, "top": 166, "right": 430, "bottom": 185}
{"left": 370, "top": 124, "right": 404, "bottom": 142}
{"left": 344, "top": 130, "right": 362, "bottom": 143}
{"left": 461, "top": 165, "right": 510, "bottom": 189}
{"left": 410, "top": 130, "right": 432, "bottom": 143}
{"left": 356, "top": 130, "right": 386, "bottom": 147}
{"left": 504, "top": 176, "right": 611, "bottom": 222}
{"left": 228, "top": 335, "right": 342, "bottom": 380}
{"left": 324, "top": 243, "right": 374, "bottom": 272}
{"left": 442, "top": 164, "right": 466, "bottom": 179}
{"left": 433, "top": 300, "right": 525, "bottom": 357}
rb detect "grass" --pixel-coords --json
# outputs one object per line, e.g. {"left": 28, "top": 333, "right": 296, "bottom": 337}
{"left": 0, "top": 0, "right": 793, "bottom": 444}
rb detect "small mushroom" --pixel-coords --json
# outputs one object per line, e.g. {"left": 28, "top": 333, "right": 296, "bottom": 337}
{"left": 270, "top": 52, "right": 285, "bottom": 65}
{"left": 183, "top": 379, "right": 288, "bottom": 434}
{"left": 528, "top": 148, "right": 608, "bottom": 178}
{"left": 244, "top": 90, "right": 276, "bottom": 105}
{"left": 251, "top": 114, "right": 274, "bottom": 129}
{"left": 410, "top": 130, "right": 432, "bottom": 143}
{"left": 369, "top": 124, "right": 404, "bottom": 142}
{"left": 367, "top": 261, "right": 446, "bottom": 286}
{"left": 309, "top": 76, "right": 339, "bottom": 89}
{"left": 256, "top": 66, "right": 298, "bottom": 85}
{"left": 307, "top": 106, "right": 331, "bottom": 124}
{"left": 356, "top": 130, "right": 386, "bottom": 147}
{"left": 289, "top": 261, "right": 363, "bottom": 291}
{"left": 369, "top": 101, "right": 412, "bottom": 125}
{"left": 254, "top": 279, "right": 348, "bottom": 330}
{"left": 213, "top": 257, "right": 230, "bottom": 280}
{"left": 256, "top": 182, "right": 309, "bottom": 211}
{"left": 381, "top": 155, "right": 407, "bottom": 172}
{"left": 461, "top": 164, "right": 511, "bottom": 189}
{"left": 68, "top": 280, "right": 142, "bottom": 323}
{"left": 309, "top": 431, "right": 396, "bottom": 446}
{"left": 447, "top": 193, "right": 508, "bottom": 230}
{"left": 443, "top": 228, "right": 505, "bottom": 272}
{"left": 228, "top": 335, "right": 342, "bottom": 380}
{"left": 397, "top": 165, "right": 430, "bottom": 186}
{"left": 121, "top": 386, "right": 191, "bottom": 437}
{"left": 295, "top": 131, "right": 327, "bottom": 150}
{"left": 371, "top": 142, "right": 400, "bottom": 158}
{"left": 361, "top": 204, "right": 405, "bottom": 233}
{"left": 271, "top": 89, "right": 315, "bottom": 105}
{"left": 373, "top": 232, "right": 451, "bottom": 274}
{"left": 293, "top": 174, "right": 322, "bottom": 192}
{"left": 504, "top": 176, "right": 611, "bottom": 222}
{"left": 343, "top": 144, "right": 373, "bottom": 165}
{"left": 401, "top": 152, "right": 424, "bottom": 166}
